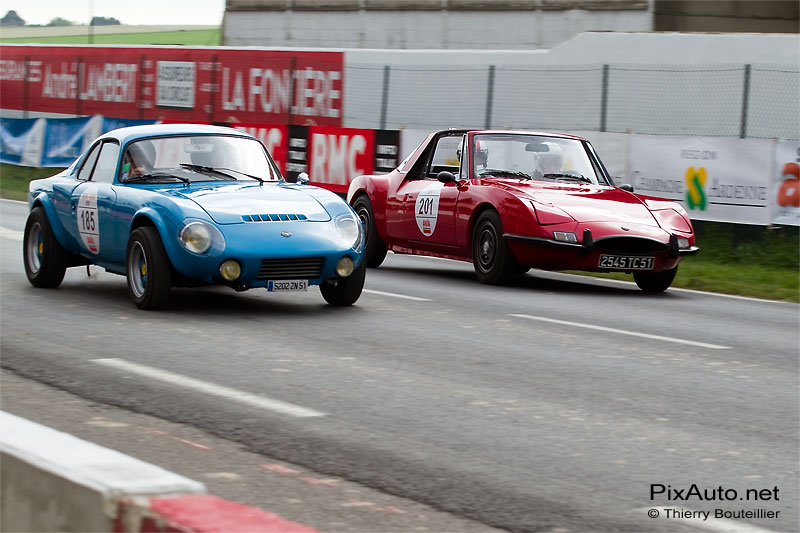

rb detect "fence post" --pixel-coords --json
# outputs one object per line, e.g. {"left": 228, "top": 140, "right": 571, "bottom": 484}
{"left": 740, "top": 64, "right": 751, "bottom": 139}
{"left": 600, "top": 64, "right": 609, "bottom": 132}
{"left": 485, "top": 65, "right": 495, "bottom": 129}
{"left": 380, "top": 65, "right": 391, "bottom": 130}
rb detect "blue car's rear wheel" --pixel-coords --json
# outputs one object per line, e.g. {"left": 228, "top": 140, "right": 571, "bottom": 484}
{"left": 126, "top": 227, "right": 171, "bottom": 310}
{"left": 472, "top": 210, "right": 518, "bottom": 285}
{"left": 23, "top": 206, "right": 68, "bottom": 288}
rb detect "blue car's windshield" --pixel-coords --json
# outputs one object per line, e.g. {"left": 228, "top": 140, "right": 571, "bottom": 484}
{"left": 120, "top": 135, "right": 279, "bottom": 183}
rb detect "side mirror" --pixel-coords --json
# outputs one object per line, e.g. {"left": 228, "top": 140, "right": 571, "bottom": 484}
{"left": 296, "top": 172, "right": 310, "bottom": 185}
{"left": 437, "top": 171, "right": 456, "bottom": 183}
{"left": 619, "top": 184, "right": 634, "bottom": 192}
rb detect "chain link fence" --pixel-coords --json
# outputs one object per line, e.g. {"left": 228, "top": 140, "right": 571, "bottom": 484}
{"left": 343, "top": 63, "right": 799, "bottom": 139}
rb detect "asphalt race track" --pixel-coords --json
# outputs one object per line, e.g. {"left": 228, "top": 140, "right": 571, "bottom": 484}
{"left": 1, "top": 198, "right": 798, "bottom": 532}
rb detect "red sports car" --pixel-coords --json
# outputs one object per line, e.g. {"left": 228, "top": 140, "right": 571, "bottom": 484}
{"left": 347, "top": 129, "right": 698, "bottom": 292}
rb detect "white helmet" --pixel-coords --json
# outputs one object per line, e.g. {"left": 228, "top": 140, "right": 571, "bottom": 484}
{"left": 536, "top": 142, "right": 563, "bottom": 174}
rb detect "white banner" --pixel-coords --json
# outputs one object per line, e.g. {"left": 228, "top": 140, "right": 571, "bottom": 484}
{"left": 771, "top": 140, "right": 800, "bottom": 226}
{"left": 628, "top": 136, "right": 772, "bottom": 225}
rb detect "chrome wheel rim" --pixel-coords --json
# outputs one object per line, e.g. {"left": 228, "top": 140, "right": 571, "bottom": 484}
{"left": 26, "top": 221, "right": 43, "bottom": 274}
{"left": 128, "top": 242, "right": 148, "bottom": 298}
{"left": 356, "top": 205, "right": 370, "bottom": 243}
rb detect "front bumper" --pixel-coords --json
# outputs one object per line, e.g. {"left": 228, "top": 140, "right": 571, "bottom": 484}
{"left": 504, "top": 227, "right": 698, "bottom": 272}
{"left": 164, "top": 220, "right": 363, "bottom": 288}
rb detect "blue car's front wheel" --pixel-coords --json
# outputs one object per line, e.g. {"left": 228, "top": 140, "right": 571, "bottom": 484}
{"left": 320, "top": 260, "right": 366, "bottom": 306}
{"left": 126, "top": 227, "right": 171, "bottom": 310}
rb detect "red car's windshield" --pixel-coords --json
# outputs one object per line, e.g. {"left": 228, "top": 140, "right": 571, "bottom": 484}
{"left": 472, "top": 134, "right": 607, "bottom": 185}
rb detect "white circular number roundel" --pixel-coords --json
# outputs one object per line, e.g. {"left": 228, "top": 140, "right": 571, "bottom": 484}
{"left": 77, "top": 186, "right": 100, "bottom": 254}
{"left": 415, "top": 183, "right": 443, "bottom": 237}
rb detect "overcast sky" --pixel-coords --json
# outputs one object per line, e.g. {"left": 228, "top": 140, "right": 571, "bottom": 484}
{"left": 8, "top": 0, "right": 225, "bottom": 26}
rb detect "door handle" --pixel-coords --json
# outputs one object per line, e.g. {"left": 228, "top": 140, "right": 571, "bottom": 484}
{"left": 71, "top": 201, "right": 78, "bottom": 211}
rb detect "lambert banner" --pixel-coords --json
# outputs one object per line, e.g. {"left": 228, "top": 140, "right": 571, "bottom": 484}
{"left": 628, "top": 136, "right": 773, "bottom": 225}
{"left": 0, "top": 45, "right": 344, "bottom": 127}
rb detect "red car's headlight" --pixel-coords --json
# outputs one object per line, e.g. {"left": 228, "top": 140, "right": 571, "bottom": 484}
{"left": 529, "top": 200, "right": 574, "bottom": 226}
{"left": 652, "top": 208, "right": 692, "bottom": 233}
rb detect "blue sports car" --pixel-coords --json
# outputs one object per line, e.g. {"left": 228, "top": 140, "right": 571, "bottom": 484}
{"left": 23, "top": 124, "right": 365, "bottom": 308}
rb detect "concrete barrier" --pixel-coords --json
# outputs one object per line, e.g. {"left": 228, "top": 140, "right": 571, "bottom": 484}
{"left": 0, "top": 411, "right": 318, "bottom": 533}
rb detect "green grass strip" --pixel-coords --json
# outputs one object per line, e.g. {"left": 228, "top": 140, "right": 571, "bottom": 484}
{"left": 0, "top": 29, "right": 220, "bottom": 46}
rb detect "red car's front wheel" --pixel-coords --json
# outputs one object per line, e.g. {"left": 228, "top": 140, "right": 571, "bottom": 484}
{"left": 633, "top": 267, "right": 678, "bottom": 293}
{"left": 472, "top": 211, "right": 519, "bottom": 285}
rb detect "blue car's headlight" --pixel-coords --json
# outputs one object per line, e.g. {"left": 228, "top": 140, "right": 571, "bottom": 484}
{"left": 179, "top": 219, "right": 225, "bottom": 255}
{"left": 335, "top": 214, "right": 363, "bottom": 251}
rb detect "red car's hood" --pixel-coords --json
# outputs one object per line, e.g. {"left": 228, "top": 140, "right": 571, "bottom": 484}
{"left": 491, "top": 180, "right": 658, "bottom": 225}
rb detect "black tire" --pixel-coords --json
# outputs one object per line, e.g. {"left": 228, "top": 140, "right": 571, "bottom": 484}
{"left": 352, "top": 195, "right": 387, "bottom": 268}
{"left": 472, "top": 210, "right": 519, "bottom": 285}
{"left": 126, "top": 227, "right": 172, "bottom": 309}
{"left": 320, "top": 260, "right": 366, "bottom": 306}
{"left": 633, "top": 267, "right": 678, "bottom": 293}
{"left": 23, "top": 206, "right": 69, "bottom": 288}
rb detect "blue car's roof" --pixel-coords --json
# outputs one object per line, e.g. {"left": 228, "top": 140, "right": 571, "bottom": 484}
{"left": 100, "top": 123, "right": 256, "bottom": 146}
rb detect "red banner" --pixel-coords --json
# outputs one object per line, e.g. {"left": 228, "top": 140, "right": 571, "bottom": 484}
{"left": 0, "top": 45, "right": 344, "bottom": 126}
{"left": 308, "top": 126, "right": 375, "bottom": 193}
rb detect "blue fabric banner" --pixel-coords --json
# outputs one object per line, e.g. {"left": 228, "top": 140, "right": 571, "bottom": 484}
{"left": 1, "top": 116, "right": 156, "bottom": 167}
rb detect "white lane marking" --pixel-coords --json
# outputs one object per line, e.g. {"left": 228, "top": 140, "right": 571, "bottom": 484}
{"left": 0, "top": 227, "right": 24, "bottom": 241}
{"left": 92, "top": 358, "right": 326, "bottom": 418}
{"left": 0, "top": 198, "right": 27, "bottom": 205}
{"left": 529, "top": 271, "right": 795, "bottom": 306}
{"left": 363, "top": 289, "right": 431, "bottom": 301}
{"left": 509, "top": 313, "right": 730, "bottom": 350}
{"left": 637, "top": 508, "right": 781, "bottom": 533}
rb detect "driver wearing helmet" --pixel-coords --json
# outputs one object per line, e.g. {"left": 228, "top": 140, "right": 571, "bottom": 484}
{"left": 533, "top": 142, "right": 564, "bottom": 179}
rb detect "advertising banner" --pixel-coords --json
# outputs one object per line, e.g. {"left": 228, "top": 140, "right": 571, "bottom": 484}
{"left": 629, "top": 136, "right": 773, "bottom": 225}
{"left": 0, "top": 45, "right": 344, "bottom": 127}
{"left": 234, "top": 124, "right": 400, "bottom": 193}
{"left": 307, "top": 126, "right": 375, "bottom": 193}
{"left": 771, "top": 140, "right": 800, "bottom": 226}
{"left": 1, "top": 116, "right": 154, "bottom": 167}
{"left": 231, "top": 123, "right": 289, "bottom": 179}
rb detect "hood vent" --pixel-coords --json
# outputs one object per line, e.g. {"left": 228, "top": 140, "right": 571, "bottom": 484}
{"left": 242, "top": 214, "right": 308, "bottom": 222}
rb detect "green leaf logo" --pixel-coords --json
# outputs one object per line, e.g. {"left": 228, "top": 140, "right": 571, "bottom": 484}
{"left": 685, "top": 167, "right": 707, "bottom": 211}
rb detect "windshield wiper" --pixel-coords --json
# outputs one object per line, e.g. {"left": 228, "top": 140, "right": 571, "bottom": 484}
{"left": 125, "top": 173, "right": 190, "bottom": 184}
{"left": 543, "top": 173, "right": 593, "bottom": 183}
{"left": 179, "top": 164, "right": 263, "bottom": 183}
{"left": 482, "top": 169, "right": 532, "bottom": 180}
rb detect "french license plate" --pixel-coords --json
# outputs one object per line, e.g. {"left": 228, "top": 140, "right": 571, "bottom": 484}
{"left": 267, "top": 280, "right": 308, "bottom": 292}
{"left": 598, "top": 255, "right": 654, "bottom": 270}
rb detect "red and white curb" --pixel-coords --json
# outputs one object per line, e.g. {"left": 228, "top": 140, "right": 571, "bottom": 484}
{"left": 0, "top": 411, "right": 319, "bottom": 533}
